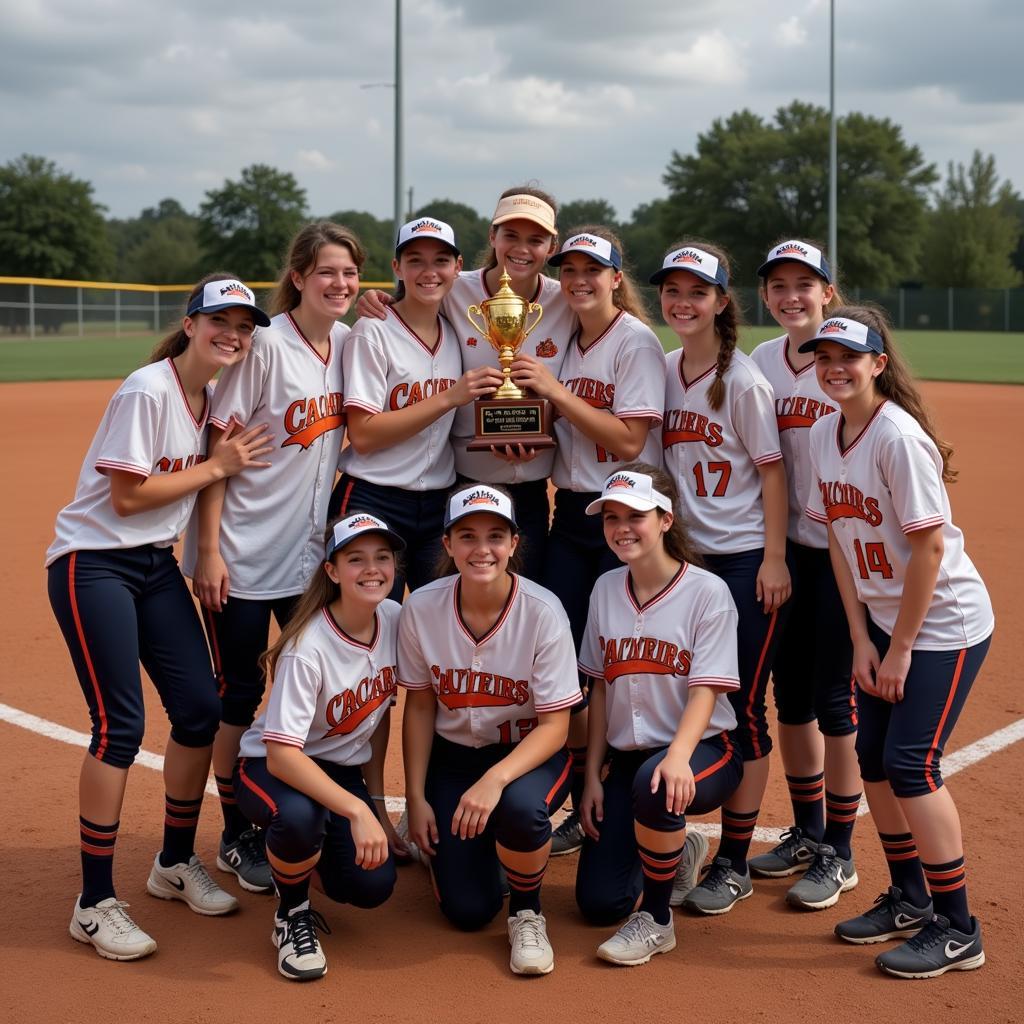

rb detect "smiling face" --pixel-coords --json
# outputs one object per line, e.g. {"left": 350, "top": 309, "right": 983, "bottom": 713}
{"left": 183, "top": 306, "right": 256, "bottom": 370}
{"left": 393, "top": 239, "right": 462, "bottom": 307}
{"left": 813, "top": 340, "right": 887, "bottom": 406}
{"left": 601, "top": 500, "right": 671, "bottom": 565}
{"left": 763, "top": 263, "right": 834, "bottom": 338}
{"left": 659, "top": 270, "right": 728, "bottom": 342}
{"left": 442, "top": 512, "right": 519, "bottom": 587}
{"left": 324, "top": 534, "right": 396, "bottom": 607}
{"left": 490, "top": 219, "right": 557, "bottom": 288}
{"left": 558, "top": 251, "right": 621, "bottom": 318}
{"left": 292, "top": 243, "right": 360, "bottom": 321}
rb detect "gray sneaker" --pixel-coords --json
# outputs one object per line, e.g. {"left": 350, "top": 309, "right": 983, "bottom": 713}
{"left": 669, "top": 831, "right": 709, "bottom": 907}
{"left": 597, "top": 911, "right": 676, "bottom": 966}
{"left": 550, "top": 810, "right": 584, "bottom": 856}
{"left": 834, "top": 886, "right": 932, "bottom": 944}
{"left": 785, "top": 844, "right": 858, "bottom": 910}
{"left": 217, "top": 827, "right": 275, "bottom": 894}
{"left": 748, "top": 827, "right": 817, "bottom": 878}
{"left": 681, "top": 856, "right": 753, "bottom": 915}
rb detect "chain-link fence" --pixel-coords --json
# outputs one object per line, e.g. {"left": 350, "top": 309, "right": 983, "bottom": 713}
{"left": 0, "top": 278, "right": 393, "bottom": 338}
{"left": 3, "top": 277, "right": 1024, "bottom": 338}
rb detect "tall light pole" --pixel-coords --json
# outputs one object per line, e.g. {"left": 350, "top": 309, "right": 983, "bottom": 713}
{"left": 394, "top": 0, "right": 404, "bottom": 242}
{"left": 828, "top": 0, "right": 837, "bottom": 268}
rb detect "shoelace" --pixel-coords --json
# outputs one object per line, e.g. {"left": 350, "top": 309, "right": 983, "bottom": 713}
{"left": 905, "top": 915, "right": 948, "bottom": 952}
{"left": 288, "top": 907, "right": 331, "bottom": 957}
{"left": 774, "top": 827, "right": 805, "bottom": 857}
{"left": 183, "top": 859, "right": 225, "bottom": 897}
{"left": 701, "top": 860, "right": 734, "bottom": 892}
{"left": 617, "top": 913, "right": 660, "bottom": 945}
{"left": 867, "top": 887, "right": 900, "bottom": 916}
{"left": 512, "top": 914, "right": 546, "bottom": 951}
{"left": 97, "top": 900, "right": 142, "bottom": 936}
{"left": 803, "top": 847, "right": 841, "bottom": 884}
{"left": 238, "top": 829, "right": 269, "bottom": 868}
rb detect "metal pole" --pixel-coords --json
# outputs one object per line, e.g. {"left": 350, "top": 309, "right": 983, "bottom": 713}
{"left": 828, "top": 0, "right": 838, "bottom": 269}
{"left": 393, "top": 0, "right": 404, "bottom": 244}
{"left": 29, "top": 283, "right": 35, "bottom": 339}
{"left": 77, "top": 286, "right": 84, "bottom": 337}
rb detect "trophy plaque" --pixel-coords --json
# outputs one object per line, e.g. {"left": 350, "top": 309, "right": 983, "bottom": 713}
{"left": 465, "top": 267, "right": 556, "bottom": 452}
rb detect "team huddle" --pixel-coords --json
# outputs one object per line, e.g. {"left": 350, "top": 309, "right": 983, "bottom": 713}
{"left": 46, "top": 186, "right": 994, "bottom": 984}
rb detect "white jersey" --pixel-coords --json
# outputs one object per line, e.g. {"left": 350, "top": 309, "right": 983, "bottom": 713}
{"left": 579, "top": 564, "right": 739, "bottom": 750}
{"left": 238, "top": 600, "right": 400, "bottom": 764}
{"left": 46, "top": 359, "right": 210, "bottom": 566}
{"left": 446, "top": 269, "right": 574, "bottom": 484}
{"left": 397, "top": 574, "right": 582, "bottom": 747}
{"left": 182, "top": 312, "right": 347, "bottom": 599}
{"left": 807, "top": 402, "right": 994, "bottom": 651}
{"left": 663, "top": 347, "right": 783, "bottom": 554}
{"left": 551, "top": 311, "right": 666, "bottom": 493}
{"left": 338, "top": 308, "right": 461, "bottom": 491}
{"left": 750, "top": 335, "right": 837, "bottom": 549}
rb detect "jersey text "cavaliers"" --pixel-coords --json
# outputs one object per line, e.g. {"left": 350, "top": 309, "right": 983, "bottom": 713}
{"left": 389, "top": 378, "right": 456, "bottom": 409}
{"left": 324, "top": 665, "right": 397, "bottom": 737}
{"left": 818, "top": 480, "right": 883, "bottom": 526}
{"left": 283, "top": 391, "right": 344, "bottom": 449}
{"left": 431, "top": 665, "right": 530, "bottom": 709}
{"left": 600, "top": 635, "right": 693, "bottom": 682}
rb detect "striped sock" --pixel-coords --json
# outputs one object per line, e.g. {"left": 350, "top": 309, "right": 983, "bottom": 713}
{"left": 160, "top": 795, "right": 203, "bottom": 867}
{"left": 268, "top": 850, "right": 316, "bottom": 913}
{"left": 786, "top": 772, "right": 825, "bottom": 842}
{"left": 215, "top": 772, "right": 250, "bottom": 843}
{"left": 923, "top": 856, "right": 971, "bottom": 932}
{"left": 638, "top": 839, "right": 684, "bottom": 925}
{"left": 821, "top": 790, "right": 861, "bottom": 859}
{"left": 879, "top": 831, "right": 929, "bottom": 908}
{"left": 718, "top": 809, "right": 760, "bottom": 874}
{"left": 568, "top": 746, "right": 587, "bottom": 809}
{"left": 79, "top": 816, "right": 118, "bottom": 907}
{"left": 503, "top": 862, "right": 545, "bottom": 916}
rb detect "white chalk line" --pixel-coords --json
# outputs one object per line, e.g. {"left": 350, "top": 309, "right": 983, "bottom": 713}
{"left": 2, "top": 701, "right": 1022, "bottom": 842}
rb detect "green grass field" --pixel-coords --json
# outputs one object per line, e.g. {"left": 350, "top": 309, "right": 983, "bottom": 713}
{"left": 0, "top": 327, "right": 1022, "bottom": 384}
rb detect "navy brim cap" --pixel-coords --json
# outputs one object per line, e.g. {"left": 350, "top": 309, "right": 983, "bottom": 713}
{"left": 549, "top": 233, "right": 622, "bottom": 270}
{"left": 186, "top": 279, "right": 271, "bottom": 326}
{"left": 797, "top": 317, "right": 884, "bottom": 354}
{"left": 649, "top": 246, "right": 729, "bottom": 289}
{"left": 445, "top": 484, "right": 518, "bottom": 532}
{"left": 326, "top": 513, "right": 407, "bottom": 560}
{"left": 757, "top": 240, "right": 832, "bottom": 283}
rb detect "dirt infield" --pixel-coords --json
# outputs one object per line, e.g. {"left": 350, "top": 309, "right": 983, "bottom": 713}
{"left": 2, "top": 379, "right": 1022, "bottom": 1023}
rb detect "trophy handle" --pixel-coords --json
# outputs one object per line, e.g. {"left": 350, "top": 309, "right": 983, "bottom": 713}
{"left": 522, "top": 302, "right": 543, "bottom": 338}
{"left": 467, "top": 305, "right": 489, "bottom": 340}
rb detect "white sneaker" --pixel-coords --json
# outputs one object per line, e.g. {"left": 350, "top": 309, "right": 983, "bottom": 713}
{"left": 273, "top": 901, "right": 330, "bottom": 981}
{"left": 507, "top": 910, "right": 554, "bottom": 975}
{"left": 669, "top": 831, "right": 709, "bottom": 907}
{"left": 69, "top": 895, "right": 158, "bottom": 961}
{"left": 597, "top": 911, "right": 676, "bottom": 966}
{"left": 146, "top": 854, "right": 239, "bottom": 916}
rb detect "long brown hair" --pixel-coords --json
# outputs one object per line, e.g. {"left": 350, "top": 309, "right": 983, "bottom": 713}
{"left": 259, "top": 516, "right": 402, "bottom": 683}
{"left": 479, "top": 183, "right": 559, "bottom": 271}
{"left": 831, "top": 304, "right": 957, "bottom": 482}
{"left": 434, "top": 482, "right": 524, "bottom": 578}
{"left": 267, "top": 221, "right": 366, "bottom": 316}
{"left": 563, "top": 224, "right": 650, "bottom": 325}
{"left": 149, "top": 271, "right": 240, "bottom": 363}
{"left": 760, "top": 235, "right": 847, "bottom": 317}
{"left": 662, "top": 238, "right": 742, "bottom": 410}
{"left": 611, "top": 462, "right": 704, "bottom": 566}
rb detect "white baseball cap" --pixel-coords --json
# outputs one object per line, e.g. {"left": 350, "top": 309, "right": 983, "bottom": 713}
{"left": 548, "top": 233, "right": 622, "bottom": 270}
{"left": 491, "top": 193, "right": 557, "bottom": 235}
{"left": 757, "top": 239, "right": 832, "bottom": 283}
{"left": 649, "top": 246, "right": 729, "bottom": 289}
{"left": 444, "top": 484, "right": 518, "bottom": 531}
{"left": 326, "top": 513, "right": 406, "bottom": 559}
{"left": 395, "top": 217, "right": 460, "bottom": 257}
{"left": 585, "top": 471, "right": 673, "bottom": 515}
{"left": 186, "top": 279, "right": 271, "bottom": 327}
{"left": 797, "top": 316, "right": 885, "bottom": 354}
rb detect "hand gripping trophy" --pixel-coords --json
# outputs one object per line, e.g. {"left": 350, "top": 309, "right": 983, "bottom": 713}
{"left": 465, "top": 266, "right": 556, "bottom": 451}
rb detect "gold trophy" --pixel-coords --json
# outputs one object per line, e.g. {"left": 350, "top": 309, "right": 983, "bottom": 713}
{"left": 465, "top": 266, "right": 556, "bottom": 451}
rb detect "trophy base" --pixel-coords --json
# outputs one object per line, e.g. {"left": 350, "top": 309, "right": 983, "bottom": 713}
{"left": 466, "top": 396, "right": 556, "bottom": 452}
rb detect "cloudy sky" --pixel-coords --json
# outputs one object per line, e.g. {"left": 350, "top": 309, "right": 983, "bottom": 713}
{"left": 3, "top": 0, "right": 1022, "bottom": 223}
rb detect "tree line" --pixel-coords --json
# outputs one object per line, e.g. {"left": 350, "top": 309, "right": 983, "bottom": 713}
{"left": 1, "top": 102, "right": 1021, "bottom": 290}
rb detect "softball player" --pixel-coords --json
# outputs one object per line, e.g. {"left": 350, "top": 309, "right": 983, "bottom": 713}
{"left": 188, "top": 223, "right": 364, "bottom": 894}
{"left": 803, "top": 307, "right": 993, "bottom": 979}
{"left": 399, "top": 484, "right": 581, "bottom": 975}
{"left": 575, "top": 465, "right": 743, "bottom": 966}
{"left": 356, "top": 185, "right": 574, "bottom": 582}
{"left": 234, "top": 513, "right": 404, "bottom": 981}
{"left": 747, "top": 240, "right": 863, "bottom": 910}
{"left": 328, "top": 217, "right": 502, "bottom": 599}
{"left": 510, "top": 227, "right": 667, "bottom": 854}
{"left": 654, "top": 241, "right": 792, "bottom": 914}
{"left": 48, "top": 275, "right": 273, "bottom": 961}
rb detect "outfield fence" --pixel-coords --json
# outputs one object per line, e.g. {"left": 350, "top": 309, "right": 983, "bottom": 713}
{"left": 2, "top": 276, "right": 1024, "bottom": 339}
{"left": 0, "top": 277, "right": 393, "bottom": 339}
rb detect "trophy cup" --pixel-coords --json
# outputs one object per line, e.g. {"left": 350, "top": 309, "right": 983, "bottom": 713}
{"left": 465, "top": 267, "right": 556, "bottom": 452}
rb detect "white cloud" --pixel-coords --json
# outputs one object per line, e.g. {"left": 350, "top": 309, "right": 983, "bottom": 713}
{"left": 298, "top": 149, "right": 332, "bottom": 171}
{"left": 774, "top": 16, "right": 808, "bottom": 47}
